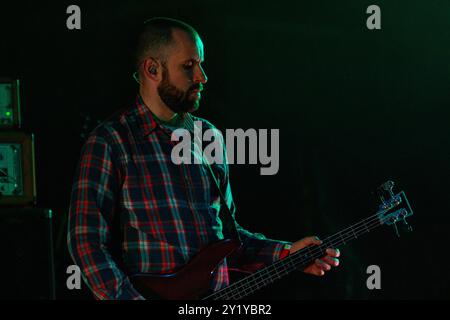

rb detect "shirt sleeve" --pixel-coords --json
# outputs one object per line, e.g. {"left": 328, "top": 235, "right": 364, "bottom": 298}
{"left": 67, "top": 134, "right": 145, "bottom": 300}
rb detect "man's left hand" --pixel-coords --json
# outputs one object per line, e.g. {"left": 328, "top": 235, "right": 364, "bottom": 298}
{"left": 290, "top": 236, "right": 340, "bottom": 276}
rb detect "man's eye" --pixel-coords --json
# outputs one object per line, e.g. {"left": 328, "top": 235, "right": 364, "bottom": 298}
{"left": 183, "top": 63, "right": 193, "bottom": 69}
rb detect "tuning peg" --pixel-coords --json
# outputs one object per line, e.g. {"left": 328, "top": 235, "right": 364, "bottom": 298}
{"left": 381, "top": 180, "right": 394, "bottom": 190}
{"left": 393, "top": 221, "right": 400, "bottom": 237}
{"left": 382, "top": 181, "right": 395, "bottom": 197}
{"left": 403, "top": 218, "right": 413, "bottom": 232}
{"left": 376, "top": 180, "right": 396, "bottom": 203}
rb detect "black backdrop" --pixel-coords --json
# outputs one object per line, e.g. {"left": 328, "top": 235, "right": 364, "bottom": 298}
{"left": 0, "top": 0, "right": 449, "bottom": 299}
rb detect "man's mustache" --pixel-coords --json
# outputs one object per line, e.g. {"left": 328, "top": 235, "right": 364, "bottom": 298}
{"left": 189, "top": 84, "right": 203, "bottom": 92}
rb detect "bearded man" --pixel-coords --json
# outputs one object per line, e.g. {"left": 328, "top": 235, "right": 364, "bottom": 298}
{"left": 67, "top": 17, "right": 340, "bottom": 300}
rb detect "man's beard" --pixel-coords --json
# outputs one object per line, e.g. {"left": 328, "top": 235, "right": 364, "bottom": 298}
{"left": 157, "top": 67, "right": 201, "bottom": 114}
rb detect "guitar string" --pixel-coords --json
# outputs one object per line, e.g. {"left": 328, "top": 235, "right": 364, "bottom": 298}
{"left": 207, "top": 215, "right": 380, "bottom": 299}
{"left": 207, "top": 212, "right": 397, "bottom": 300}
{"left": 181, "top": 116, "right": 404, "bottom": 300}
{"left": 208, "top": 213, "right": 387, "bottom": 300}
{"left": 213, "top": 211, "right": 396, "bottom": 300}
{"left": 219, "top": 210, "right": 405, "bottom": 300}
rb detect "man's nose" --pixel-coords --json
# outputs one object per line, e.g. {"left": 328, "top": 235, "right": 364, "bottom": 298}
{"left": 194, "top": 65, "right": 208, "bottom": 84}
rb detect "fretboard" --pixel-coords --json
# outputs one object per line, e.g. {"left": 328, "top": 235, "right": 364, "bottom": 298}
{"left": 204, "top": 212, "right": 383, "bottom": 300}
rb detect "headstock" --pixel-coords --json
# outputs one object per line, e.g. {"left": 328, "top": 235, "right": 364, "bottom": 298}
{"left": 376, "top": 180, "right": 414, "bottom": 236}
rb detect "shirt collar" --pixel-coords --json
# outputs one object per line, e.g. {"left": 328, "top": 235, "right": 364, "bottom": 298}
{"left": 130, "top": 94, "right": 195, "bottom": 137}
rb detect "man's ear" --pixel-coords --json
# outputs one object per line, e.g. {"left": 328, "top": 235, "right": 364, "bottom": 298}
{"left": 142, "top": 57, "right": 160, "bottom": 81}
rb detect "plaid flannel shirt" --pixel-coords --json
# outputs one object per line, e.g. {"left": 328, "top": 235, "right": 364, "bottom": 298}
{"left": 67, "top": 95, "right": 291, "bottom": 300}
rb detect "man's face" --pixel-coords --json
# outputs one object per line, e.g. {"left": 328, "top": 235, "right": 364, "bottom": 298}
{"left": 157, "top": 29, "right": 208, "bottom": 113}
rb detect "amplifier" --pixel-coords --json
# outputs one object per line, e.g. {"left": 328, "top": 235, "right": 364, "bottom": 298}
{"left": 0, "top": 131, "right": 36, "bottom": 206}
{"left": 0, "top": 79, "right": 21, "bottom": 128}
{"left": 0, "top": 208, "right": 55, "bottom": 299}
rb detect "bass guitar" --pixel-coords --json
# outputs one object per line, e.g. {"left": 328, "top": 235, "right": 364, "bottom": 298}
{"left": 130, "top": 180, "right": 413, "bottom": 300}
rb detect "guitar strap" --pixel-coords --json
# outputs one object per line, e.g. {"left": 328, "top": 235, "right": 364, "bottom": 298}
{"left": 203, "top": 157, "right": 242, "bottom": 242}
{"left": 184, "top": 114, "right": 242, "bottom": 243}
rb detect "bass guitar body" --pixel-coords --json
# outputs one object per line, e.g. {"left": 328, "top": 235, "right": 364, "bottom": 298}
{"left": 130, "top": 239, "right": 240, "bottom": 300}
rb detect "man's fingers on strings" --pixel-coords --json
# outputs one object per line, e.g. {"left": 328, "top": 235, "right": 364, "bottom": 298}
{"left": 323, "top": 256, "right": 339, "bottom": 267}
{"left": 315, "top": 259, "right": 331, "bottom": 271}
{"left": 301, "top": 236, "right": 322, "bottom": 247}
{"left": 326, "top": 248, "right": 340, "bottom": 258}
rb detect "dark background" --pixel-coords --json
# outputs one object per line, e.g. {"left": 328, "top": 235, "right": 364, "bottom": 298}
{"left": 0, "top": 0, "right": 449, "bottom": 299}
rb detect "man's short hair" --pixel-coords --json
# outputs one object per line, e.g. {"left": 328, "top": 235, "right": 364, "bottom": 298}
{"left": 134, "top": 17, "right": 199, "bottom": 69}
